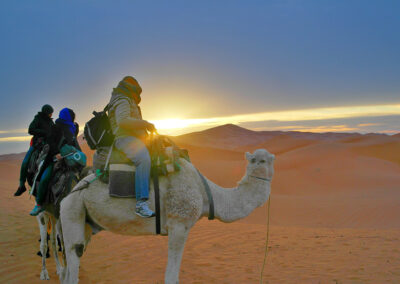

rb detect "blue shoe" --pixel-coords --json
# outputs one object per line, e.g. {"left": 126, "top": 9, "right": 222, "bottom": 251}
{"left": 135, "top": 200, "right": 155, "bottom": 218}
{"left": 30, "top": 205, "right": 44, "bottom": 216}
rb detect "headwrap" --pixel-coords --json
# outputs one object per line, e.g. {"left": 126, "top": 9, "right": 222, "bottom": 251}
{"left": 56, "top": 108, "right": 76, "bottom": 135}
{"left": 112, "top": 76, "right": 142, "bottom": 104}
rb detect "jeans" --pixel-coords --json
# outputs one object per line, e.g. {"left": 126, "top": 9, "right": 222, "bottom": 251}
{"left": 115, "top": 136, "right": 151, "bottom": 200}
{"left": 36, "top": 163, "right": 54, "bottom": 205}
{"left": 19, "top": 146, "right": 34, "bottom": 186}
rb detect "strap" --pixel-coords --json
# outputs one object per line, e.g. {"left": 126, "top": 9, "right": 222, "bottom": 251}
{"left": 103, "top": 103, "right": 111, "bottom": 112}
{"left": 152, "top": 165, "right": 161, "bottom": 234}
{"left": 196, "top": 169, "right": 215, "bottom": 220}
{"left": 57, "top": 134, "right": 65, "bottom": 151}
{"left": 106, "top": 97, "right": 132, "bottom": 112}
{"left": 103, "top": 141, "right": 114, "bottom": 171}
{"left": 103, "top": 126, "right": 119, "bottom": 171}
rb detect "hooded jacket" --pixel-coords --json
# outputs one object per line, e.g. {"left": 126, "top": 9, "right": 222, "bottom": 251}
{"left": 28, "top": 112, "right": 54, "bottom": 145}
{"left": 108, "top": 93, "right": 147, "bottom": 140}
{"left": 47, "top": 120, "right": 81, "bottom": 158}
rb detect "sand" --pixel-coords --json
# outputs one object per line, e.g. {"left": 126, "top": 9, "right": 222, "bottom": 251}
{"left": 1, "top": 125, "right": 399, "bottom": 283}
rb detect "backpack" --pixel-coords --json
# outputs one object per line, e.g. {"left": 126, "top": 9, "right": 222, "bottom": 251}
{"left": 84, "top": 105, "right": 114, "bottom": 150}
{"left": 84, "top": 98, "right": 131, "bottom": 150}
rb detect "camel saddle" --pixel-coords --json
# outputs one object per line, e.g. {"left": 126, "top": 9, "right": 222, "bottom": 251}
{"left": 99, "top": 135, "right": 190, "bottom": 199}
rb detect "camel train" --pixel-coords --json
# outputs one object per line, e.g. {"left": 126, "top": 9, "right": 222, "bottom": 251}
{"left": 16, "top": 78, "right": 274, "bottom": 283}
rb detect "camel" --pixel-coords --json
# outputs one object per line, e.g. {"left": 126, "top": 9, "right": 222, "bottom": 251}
{"left": 59, "top": 149, "right": 275, "bottom": 284}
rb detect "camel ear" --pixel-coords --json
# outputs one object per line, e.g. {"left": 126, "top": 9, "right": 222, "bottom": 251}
{"left": 245, "top": 152, "right": 254, "bottom": 161}
{"left": 270, "top": 154, "right": 275, "bottom": 161}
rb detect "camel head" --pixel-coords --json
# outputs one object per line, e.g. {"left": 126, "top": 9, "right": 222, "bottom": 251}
{"left": 245, "top": 149, "right": 275, "bottom": 181}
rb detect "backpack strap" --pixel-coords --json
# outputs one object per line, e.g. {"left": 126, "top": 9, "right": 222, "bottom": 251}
{"left": 103, "top": 103, "right": 111, "bottom": 112}
{"left": 106, "top": 97, "right": 132, "bottom": 113}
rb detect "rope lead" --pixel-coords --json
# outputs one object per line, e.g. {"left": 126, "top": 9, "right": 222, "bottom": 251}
{"left": 260, "top": 196, "right": 271, "bottom": 283}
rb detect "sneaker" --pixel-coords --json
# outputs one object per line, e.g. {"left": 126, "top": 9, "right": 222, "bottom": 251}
{"left": 14, "top": 185, "right": 27, "bottom": 196}
{"left": 135, "top": 200, "right": 155, "bottom": 218}
{"left": 30, "top": 205, "right": 44, "bottom": 216}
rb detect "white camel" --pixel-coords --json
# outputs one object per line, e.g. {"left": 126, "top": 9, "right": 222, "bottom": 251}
{"left": 59, "top": 149, "right": 275, "bottom": 284}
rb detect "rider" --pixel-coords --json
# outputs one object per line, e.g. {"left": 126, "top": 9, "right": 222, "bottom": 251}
{"left": 108, "top": 76, "right": 156, "bottom": 218}
{"left": 14, "top": 104, "right": 54, "bottom": 196}
{"left": 30, "top": 108, "right": 81, "bottom": 216}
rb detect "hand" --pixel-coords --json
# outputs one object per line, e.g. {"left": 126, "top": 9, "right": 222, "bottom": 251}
{"left": 145, "top": 121, "right": 156, "bottom": 133}
{"left": 55, "top": 154, "right": 62, "bottom": 161}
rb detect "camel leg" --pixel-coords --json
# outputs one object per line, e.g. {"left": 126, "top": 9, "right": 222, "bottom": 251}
{"left": 56, "top": 218, "right": 66, "bottom": 266}
{"left": 165, "top": 223, "right": 189, "bottom": 284}
{"left": 37, "top": 213, "right": 50, "bottom": 280}
{"left": 49, "top": 216, "right": 63, "bottom": 275}
{"left": 60, "top": 195, "right": 86, "bottom": 284}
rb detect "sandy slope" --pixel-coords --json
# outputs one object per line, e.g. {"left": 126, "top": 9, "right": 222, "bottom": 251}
{"left": 1, "top": 125, "right": 400, "bottom": 283}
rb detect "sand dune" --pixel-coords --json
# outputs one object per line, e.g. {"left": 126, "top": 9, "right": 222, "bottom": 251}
{"left": 1, "top": 124, "right": 399, "bottom": 283}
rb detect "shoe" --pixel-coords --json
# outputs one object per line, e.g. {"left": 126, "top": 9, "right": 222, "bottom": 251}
{"left": 14, "top": 185, "right": 27, "bottom": 196}
{"left": 30, "top": 205, "right": 44, "bottom": 216}
{"left": 135, "top": 200, "right": 155, "bottom": 218}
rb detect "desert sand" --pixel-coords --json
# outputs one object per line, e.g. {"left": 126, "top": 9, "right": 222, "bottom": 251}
{"left": 1, "top": 124, "right": 399, "bottom": 283}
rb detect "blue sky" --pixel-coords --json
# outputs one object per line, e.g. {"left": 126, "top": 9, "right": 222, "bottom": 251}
{"left": 0, "top": 1, "right": 399, "bottom": 154}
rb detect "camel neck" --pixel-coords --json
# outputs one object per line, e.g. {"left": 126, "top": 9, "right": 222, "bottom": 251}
{"left": 202, "top": 175, "right": 271, "bottom": 223}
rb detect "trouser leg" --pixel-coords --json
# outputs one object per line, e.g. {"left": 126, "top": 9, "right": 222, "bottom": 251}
{"left": 36, "top": 164, "right": 54, "bottom": 205}
{"left": 115, "top": 137, "right": 151, "bottom": 200}
{"left": 19, "top": 146, "right": 34, "bottom": 186}
{"left": 133, "top": 146, "right": 151, "bottom": 200}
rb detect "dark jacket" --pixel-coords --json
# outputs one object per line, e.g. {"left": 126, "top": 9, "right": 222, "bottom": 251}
{"left": 28, "top": 112, "right": 54, "bottom": 145}
{"left": 47, "top": 120, "right": 81, "bottom": 158}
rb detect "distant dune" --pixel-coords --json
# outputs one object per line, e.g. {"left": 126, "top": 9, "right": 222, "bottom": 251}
{"left": 1, "top": 124, "right": 399, "bottom": 283}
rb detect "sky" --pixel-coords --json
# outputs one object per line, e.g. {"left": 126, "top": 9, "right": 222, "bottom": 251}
{"left": 0, "top": 0, "right": 399, "bottom": 154}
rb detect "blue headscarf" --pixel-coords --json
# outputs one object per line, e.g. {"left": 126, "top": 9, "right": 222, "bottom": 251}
{"left": 56, "top": 108, "right": 76, "bottom": 135}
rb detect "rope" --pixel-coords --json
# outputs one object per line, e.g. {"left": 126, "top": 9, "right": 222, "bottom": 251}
{"left": 260, "top": 196, "right": 271, "bottom": 283}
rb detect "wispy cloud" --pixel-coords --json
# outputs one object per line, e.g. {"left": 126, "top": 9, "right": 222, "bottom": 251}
{"left": 0, "top": 129, "right": 27, "bottom": 134}
{"left": 251, "top": 125, "right": 358, "bottom": 133}
{"left": 151, "top": 103, "right": 400, "bottom": 134}
{"left": 357, "top": 123, "right": 381, "bottom": 127}
{"left": 0, "top": 136, "right": 31, "bottom": 142}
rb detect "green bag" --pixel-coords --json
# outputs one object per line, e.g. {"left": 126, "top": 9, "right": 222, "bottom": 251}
{"left": 60, "top": 144, "right": 87, "bottom": 167}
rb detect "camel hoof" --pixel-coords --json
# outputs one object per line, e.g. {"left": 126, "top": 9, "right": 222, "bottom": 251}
{"left": 40, "top": 269, "right": 50, "bottom": 280}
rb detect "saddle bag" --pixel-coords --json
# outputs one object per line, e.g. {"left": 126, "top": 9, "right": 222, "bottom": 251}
{"left": 108, "top": 163, "right": 136, "bottom": 198}
{"left": 60, "top": 144, "right": 87, "bottom": 168}
{"left": 107, "top": 147, "right": 136, "bottom": 197}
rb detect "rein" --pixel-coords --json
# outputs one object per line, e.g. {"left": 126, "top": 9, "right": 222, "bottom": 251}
{"left": 196, "top": 169, "right": 215, "bottom": 220}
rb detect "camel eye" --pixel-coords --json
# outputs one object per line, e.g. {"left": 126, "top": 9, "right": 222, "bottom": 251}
{"left": 260, "top": 160, "right": 266, "bottom": 163}
{"left": 251, "top": 158, "right": 256, "bottom": 163}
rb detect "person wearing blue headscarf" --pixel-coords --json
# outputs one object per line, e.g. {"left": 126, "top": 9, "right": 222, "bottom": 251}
{"left": 30, "top": 108, "right": 81, "bottom": 216}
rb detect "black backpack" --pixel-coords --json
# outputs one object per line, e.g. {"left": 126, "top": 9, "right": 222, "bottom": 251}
{"left": 84, "top": 105, "right": 114, "bottom": 150}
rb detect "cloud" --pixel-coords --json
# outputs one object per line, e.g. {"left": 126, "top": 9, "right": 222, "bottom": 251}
{"left": 0, "top": 136, "right": 31, "bottom": 142}
{"left": 251, "top": 125, "right": 358, "bottom": 133}
{"left": 357, "top": 123, "right": 381, "bottom": 127}
{"left": 0, "top": 129, "right": 28, "bottom": 134}
{"left": 151, "top": 103, "right": 400, "bottom": 135}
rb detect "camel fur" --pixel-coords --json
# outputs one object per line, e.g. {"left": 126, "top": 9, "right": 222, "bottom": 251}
{"left": 59, "top": 149, "right": 275, "bottom": 284}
